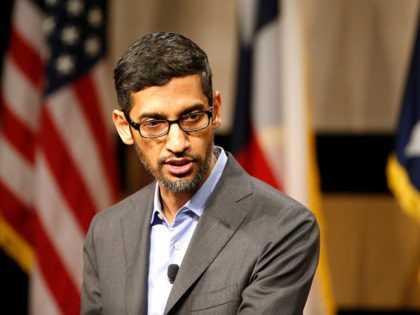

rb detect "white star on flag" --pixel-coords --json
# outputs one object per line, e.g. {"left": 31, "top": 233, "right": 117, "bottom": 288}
{"left": 61, "top": 26, "right": 80, "bottom": 45}
{"left": 56, "top": 54, "right": 75, "bottom": 75}
{"left": 84, "top": 37, "right": 100, "bottom": 57}
{"left": 404, "top": 121, "right": 420, "bottom": 157}
{"left": 67, "top": 0, "right": 84, "bottom": 16}
{"left": 88, "top": 7, "right": 103, "bottom": 28}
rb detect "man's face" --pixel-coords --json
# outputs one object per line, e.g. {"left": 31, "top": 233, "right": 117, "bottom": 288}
{"left": 115, "top": 74, "right": 222, "bottom": 194}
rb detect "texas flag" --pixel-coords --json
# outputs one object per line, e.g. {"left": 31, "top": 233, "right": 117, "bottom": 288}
{"left": 230, "top": 0, "right": 335, "bottom": 314}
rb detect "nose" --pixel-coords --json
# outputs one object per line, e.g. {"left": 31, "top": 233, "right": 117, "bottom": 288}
{"left": 165, "top": 122, "right": 189, "bottom": 153}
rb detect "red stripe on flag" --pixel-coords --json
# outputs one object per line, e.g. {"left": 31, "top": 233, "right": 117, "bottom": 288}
{"left": 39, "top": 108, "right": 96, "bottom": 232}
{"left": 0, "top": 182, "right": 33, "bottom": 245}
{"left": 0, "top": 99, "right": 36, "bottom": 164}
{"left": 32, "top": 214, "right": 80, "bottom": 315}
{"left": 235, "top": 129, "right": 283, "bottom": 190}
{"left": 8, "top": 27, "right": 44, "bottom": 88}
{"left": 73, "top": 75, "right": 119, "bottom": 198}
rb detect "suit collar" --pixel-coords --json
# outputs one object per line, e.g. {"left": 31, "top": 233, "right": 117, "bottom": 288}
{"left": 164, "top": 154, "right": 253, "bottom": 313}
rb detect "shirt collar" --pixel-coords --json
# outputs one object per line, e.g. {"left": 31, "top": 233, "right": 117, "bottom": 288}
{"left": 151, "top": 146, "right": 227, "bottom": 224}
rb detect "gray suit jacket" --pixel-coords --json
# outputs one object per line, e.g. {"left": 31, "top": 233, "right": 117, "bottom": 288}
{"left": 81, "top": 154, "right": 319, "bottom": 315}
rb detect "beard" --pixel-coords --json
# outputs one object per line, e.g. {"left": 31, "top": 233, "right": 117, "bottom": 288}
{"left": 134, "top": 139, "right": 214, "bottom": 193}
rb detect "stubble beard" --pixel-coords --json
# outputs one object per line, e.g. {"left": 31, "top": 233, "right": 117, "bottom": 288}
{"left": 134, "top": 139, "right": 214, "bottom": 193}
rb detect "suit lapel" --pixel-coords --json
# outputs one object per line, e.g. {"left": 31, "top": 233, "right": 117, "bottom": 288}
{"left": 120, "top": 183, "right": 155, "bottom": 315}
{"left": 164, "top": 157, "right": 253, "bottom": 313}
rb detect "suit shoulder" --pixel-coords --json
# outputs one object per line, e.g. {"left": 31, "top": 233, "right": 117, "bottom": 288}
{"left": 249, "top": 176, "right": 299, "bottom": 205}
{"left": 90, "top": 181, "right": 155, "bottom": 227}
{"left": 222, "top": 156, "right": 315, "bottom": 222}
{"left": 248, "top": 176, "right": 317, "bottom": 223}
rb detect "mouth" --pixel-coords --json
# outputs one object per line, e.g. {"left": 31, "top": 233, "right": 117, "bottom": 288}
{"left": 163, "top": 158, "right": 194, "bottom": 176}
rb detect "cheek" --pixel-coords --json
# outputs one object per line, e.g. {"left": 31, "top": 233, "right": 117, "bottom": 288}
{"left": 191, "top": 133, "right": 213, "bottom": 153}
{"left": 136, "top": 140, "right": 161, "bottom": 163}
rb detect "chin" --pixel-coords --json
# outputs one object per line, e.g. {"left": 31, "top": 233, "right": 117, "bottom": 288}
{"left": 159, "top": 173, "right": 203, "bottom": 193}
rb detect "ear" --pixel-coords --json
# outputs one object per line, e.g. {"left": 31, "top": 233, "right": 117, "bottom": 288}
{"left": 212, "top": 91, "right": 222, "bottom": 129}
{"left": 113, "top": 109, "right": 135, "bottom": 145}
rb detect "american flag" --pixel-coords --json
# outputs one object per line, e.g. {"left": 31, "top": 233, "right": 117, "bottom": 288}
{"left": 0, "top": 0, "right": 118, "bottom": 314}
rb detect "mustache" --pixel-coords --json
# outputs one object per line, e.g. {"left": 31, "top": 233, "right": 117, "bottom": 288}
{"left": 158, "top": 152, "right": 200, "bottom": 166}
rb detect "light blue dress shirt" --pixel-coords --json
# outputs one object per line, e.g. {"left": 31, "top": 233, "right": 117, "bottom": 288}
{"left": 147, "top": 147, "right": 228, "bottom": 315}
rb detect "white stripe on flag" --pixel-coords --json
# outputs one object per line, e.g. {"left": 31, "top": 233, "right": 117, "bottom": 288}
{"left": 14, "top": 0, "right": 45, "bottom": 55}
{"left": 29, "top": 264, "right": 61, "bottom": 315}
{"left": 46, "top": 89, "right": 114, "bottom": 210}
{"left": 2, "top": 58, "right": 41, "bottom": 132}
{"left": 252, "top": 14, "right": 286, "bottom": 185}
{"left": 238, "top": 0, "right": 258, "bottom": 45}
{"left": 0, "top": 135, "right": 33, "bottom": 207}
{"left": 35, "top": 155, "right": 85, "bottom": 289}
{"left": 280, "top": 0, "right": 309, "bottom": 205}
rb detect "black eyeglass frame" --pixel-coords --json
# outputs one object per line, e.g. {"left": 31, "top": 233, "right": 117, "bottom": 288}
{"left": 124, "top": 107, "right": 214, "bottom": 138}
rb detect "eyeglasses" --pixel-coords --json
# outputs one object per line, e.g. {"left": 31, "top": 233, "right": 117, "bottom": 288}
{"left": 124, "top": 107, "right": 214, "bottom": 138}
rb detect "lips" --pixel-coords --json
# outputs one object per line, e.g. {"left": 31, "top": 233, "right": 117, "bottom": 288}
{"left": 164, "top": 159, "right": 194, "bottom": 176}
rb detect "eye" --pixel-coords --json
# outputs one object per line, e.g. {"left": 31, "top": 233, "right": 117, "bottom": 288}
{"left": 142, "top": 119, "right": 166, "bottom": 128}
{"left": 183, "top": 111, "right": 204, "bottom": 122}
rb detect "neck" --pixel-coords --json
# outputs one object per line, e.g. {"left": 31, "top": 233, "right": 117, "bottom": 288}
{"left": 159, "top": 188, "right": 193, "bottom": 224}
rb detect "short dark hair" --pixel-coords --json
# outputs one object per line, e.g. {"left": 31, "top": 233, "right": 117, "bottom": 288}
{"left": 114, "top": 32, "right": 213, "bottom": 113}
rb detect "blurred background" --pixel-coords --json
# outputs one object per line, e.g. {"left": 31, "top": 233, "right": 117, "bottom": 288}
{"left": 1, "top": 0, "right": 420, "bottom": 314}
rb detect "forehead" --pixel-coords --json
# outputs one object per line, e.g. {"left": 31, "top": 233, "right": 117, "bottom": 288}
{"left": 130, "top": 75, "right": 207, "bottom": 116}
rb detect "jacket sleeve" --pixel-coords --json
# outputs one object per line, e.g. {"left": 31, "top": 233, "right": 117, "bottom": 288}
{"left": 238, "top": 203, "right": 320, "bottom": 315}
{"left": 80, "top": 217, "right": 103, "bottom": 315}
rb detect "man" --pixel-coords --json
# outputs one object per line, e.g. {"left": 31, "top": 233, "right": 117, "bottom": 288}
{"left": 81, "top": 32, "right": 319, "bottom": 315}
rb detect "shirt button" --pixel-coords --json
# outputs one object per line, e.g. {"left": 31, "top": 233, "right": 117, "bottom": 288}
{"left": 157, "top": 213, "right": 164, "bottom": 220}
{"left": 174, "top": 242, "right": 182, "bottom": 250}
